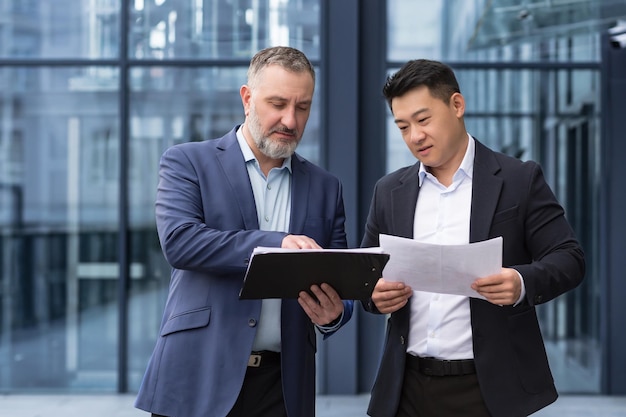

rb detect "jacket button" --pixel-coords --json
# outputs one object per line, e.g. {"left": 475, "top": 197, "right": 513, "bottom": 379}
{"left": 535, "top": 295, "right": 543, "bottom": 304}
{"left": 400, "top": 336, "right": 405, "bottom": 345}
{"left": 248, "top": 319, "right": 257, "bottom": 327}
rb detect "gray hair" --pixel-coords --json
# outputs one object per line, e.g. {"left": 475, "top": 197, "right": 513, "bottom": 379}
{"left": 247, "top": 46, "right": 316, "bottom": 90}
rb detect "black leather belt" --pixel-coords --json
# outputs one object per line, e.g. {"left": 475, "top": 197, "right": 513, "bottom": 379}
{"left": 248, "top": 351, "right": 280, "bottom": 368}
{"left": 406, "top": 354, "right": 476, "bottom": 376}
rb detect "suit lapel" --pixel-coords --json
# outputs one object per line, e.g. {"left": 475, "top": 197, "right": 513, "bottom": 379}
{"left": 470, "top": 140, "right": 503, "bottom": 243}
{"left": 288, "top": 155, "right": 309, "bottom": 234}
{"left": 215, "top": 131, "right": 260, "bottom": 230}
{"left": 391, "top": 164, "right": 421, "bottom": 239}
{"left": 283, "top": 158, "right": 308, "bottom": 339}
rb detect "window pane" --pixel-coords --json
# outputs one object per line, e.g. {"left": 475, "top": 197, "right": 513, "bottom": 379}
{"left": 129, "top": 0, "right": 321, "bottom": 60}
{"left": 387, "top": 0, "right": 626, "bottom": 62}
{"left": 0, "top": 67, "right": 120, "bottom": 391}
{"left": 0, "top": 1, "right": 120, "bottom": 59}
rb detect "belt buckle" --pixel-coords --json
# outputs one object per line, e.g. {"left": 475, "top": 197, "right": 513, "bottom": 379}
{"left": 248, "top": 353, "right": 262, "bottom": 367}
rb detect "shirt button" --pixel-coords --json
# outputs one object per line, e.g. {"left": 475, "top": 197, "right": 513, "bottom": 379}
{"left": 264, "top": 216, "right": 270, "bottom": 222}
{"left": 248, "top": 319, "right": 257, "bottom": 327}
{"left": 267, "top": 184, "right": 272, "bottom": 190}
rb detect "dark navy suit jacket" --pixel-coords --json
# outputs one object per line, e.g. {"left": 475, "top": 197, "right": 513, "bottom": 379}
{"left": 135, "top": 126, "right": 353, "bottom": 417}
{"left": 362, "top": 140, "right": 585, "bottom": 417}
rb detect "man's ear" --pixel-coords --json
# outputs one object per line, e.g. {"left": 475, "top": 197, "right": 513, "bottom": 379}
{"left": 240, "top": 84, "right": 252, "bottom": 116}
{"left": 451, "top": 92, "right": 465, "bottom": 118}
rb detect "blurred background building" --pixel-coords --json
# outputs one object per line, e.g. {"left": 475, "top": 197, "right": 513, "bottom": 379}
{"left": 0, "top": 0, "right": 625, "bottom": 399}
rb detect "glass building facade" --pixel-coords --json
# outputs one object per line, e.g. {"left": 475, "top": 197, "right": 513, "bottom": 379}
{"left": 0, "top": 0, "right": 625, "bottom": 396}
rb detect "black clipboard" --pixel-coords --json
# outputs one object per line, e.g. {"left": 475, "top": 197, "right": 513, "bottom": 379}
{"left": 239, "top": 249, "right": 389, "bottom": 300}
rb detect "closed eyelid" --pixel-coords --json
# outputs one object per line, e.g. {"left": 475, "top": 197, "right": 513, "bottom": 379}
{"left": 394, "top": 109, "right": 428, "bottom": 125}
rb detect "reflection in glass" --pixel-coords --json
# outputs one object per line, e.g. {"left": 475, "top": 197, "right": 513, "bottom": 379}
{"left": 0, "top": 1, "right": 120, "bottom": 59}
{"left": 129, "top": 0, "right": 321, "bottom": 60}
{"left": 0, "top": 67, "right": 119, "bottom": 391}
{"left": 387, "top": 0, "right": 626, "bottom": 62}
{"left": 464, "top": 0, "right": 624, "bottom": 52}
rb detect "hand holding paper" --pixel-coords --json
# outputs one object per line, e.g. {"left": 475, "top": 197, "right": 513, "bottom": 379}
{"left": 379, "top": 234, "right": 503, "bottom": 299}
{"left": 370, "top": 278, "right": 414, "bottom": 314}
{"left": 471, "top": 266, "right": 523, "bottom": 305}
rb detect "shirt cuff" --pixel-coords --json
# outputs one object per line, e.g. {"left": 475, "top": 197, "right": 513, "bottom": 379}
{"left": 316, "top": 311, "right": 344, "bottom": 334}
{"left": 514, "top": 270, "right": 527, "bottom": 306}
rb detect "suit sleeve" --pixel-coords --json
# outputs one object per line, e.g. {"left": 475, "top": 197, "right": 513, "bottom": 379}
{"left": 155, "top": 145, "right": 286, "bottom": 275}
{"left": 511, "top": 163, "right": 585, "bottom": 306}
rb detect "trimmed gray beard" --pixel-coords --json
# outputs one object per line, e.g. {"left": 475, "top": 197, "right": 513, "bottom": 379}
{"left": 247, "top": 103, "right": 300, "bottom": 160}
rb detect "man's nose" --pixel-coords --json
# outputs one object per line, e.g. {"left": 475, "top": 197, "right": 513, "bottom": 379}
{"left": 409, "top": 126, "right": 425, "bottom": 143}
{"left": 281, "top": 107, "right": 297, "bottom": 128}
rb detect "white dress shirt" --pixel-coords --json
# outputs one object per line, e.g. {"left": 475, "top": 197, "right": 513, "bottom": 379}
{"left": 407, "top": 135, "right": 475, "bottom": 360}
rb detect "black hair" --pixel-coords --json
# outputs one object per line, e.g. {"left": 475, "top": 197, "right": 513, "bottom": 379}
{"left": 382, "top": 59, "right": 461, "bottom": 109}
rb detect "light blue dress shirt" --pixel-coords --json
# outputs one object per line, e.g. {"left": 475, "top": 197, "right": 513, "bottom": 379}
{"left": 237, "top": 127, "right": 291, "bottom": 352}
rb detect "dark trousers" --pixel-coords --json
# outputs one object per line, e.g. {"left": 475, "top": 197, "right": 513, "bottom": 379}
{"left": 226, "top": 359, "right": 287, "bottom": 417}
{"left": 152, "top": 357, "right": 287, "bottom": 417}
{"left": 396, "top": 356, "right": 492, "bottom": 417}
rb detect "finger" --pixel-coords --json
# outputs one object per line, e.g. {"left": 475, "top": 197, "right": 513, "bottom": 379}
{"left": 281, "top": 235, "right": 299, "bottom": 249}
{"left": 373, "top": 287, "right": 412, "bottom": 304}
{"left": 377, "top": 298, "right": 409, "bottom": 314}
{"left": 308, "top": 286, "right": 344, "bottom": 323}
{"left": 295, "top": 238, "right": 312, "bottom": 249}
{"left": 299, "top": 290, "right": 320, "bottom": 308}
{"left": 281, "top": 235, "right": 321, "bottom": 249}
{"left": 474, "top": 274, "right": 503, "bottom": 288}
{"left": 308, "top": 285, "right": 328, "bottom": 305}
{"left": 319, "top": 283, "right": 340, "bottom": 298}
{"left": 313, "top": 283, "right": 342, "bottom": 308}
{"left": 373, "top": 290, "right": 411, "bottom": 309}
{"left": 296, "top": 236, "right": 321, "bottom": 249}
{"left": 298, "top": 293, "right": 321, "bottom": 321}
{"left": 482, "top": 289, "right": 515, "bottom": 304}
{"left": 303, "top": 239, "right": 322, "bottom": 249}
{"left": 299, "top": 293, "right": 338, "bottom": 325}
{"left": 473, "top": 279, "right": 504, "bottom": 293}
{"left": 376, "top": 279, "right": 408, "bottom": 292}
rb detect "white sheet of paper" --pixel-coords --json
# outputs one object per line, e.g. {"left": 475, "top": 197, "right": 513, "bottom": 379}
{"left": 251, "top": 246, "right": 387, "bottom": 255}
{"left": 379, "top": 234, "right": 503, "bottom": 299}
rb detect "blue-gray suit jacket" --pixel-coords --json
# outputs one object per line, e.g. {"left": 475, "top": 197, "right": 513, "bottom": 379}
{"left": 362, "top": 140, "right": 585, "bottom": 417}
{"left": 135, "top": 126, "right": 353, "bottom": 417}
